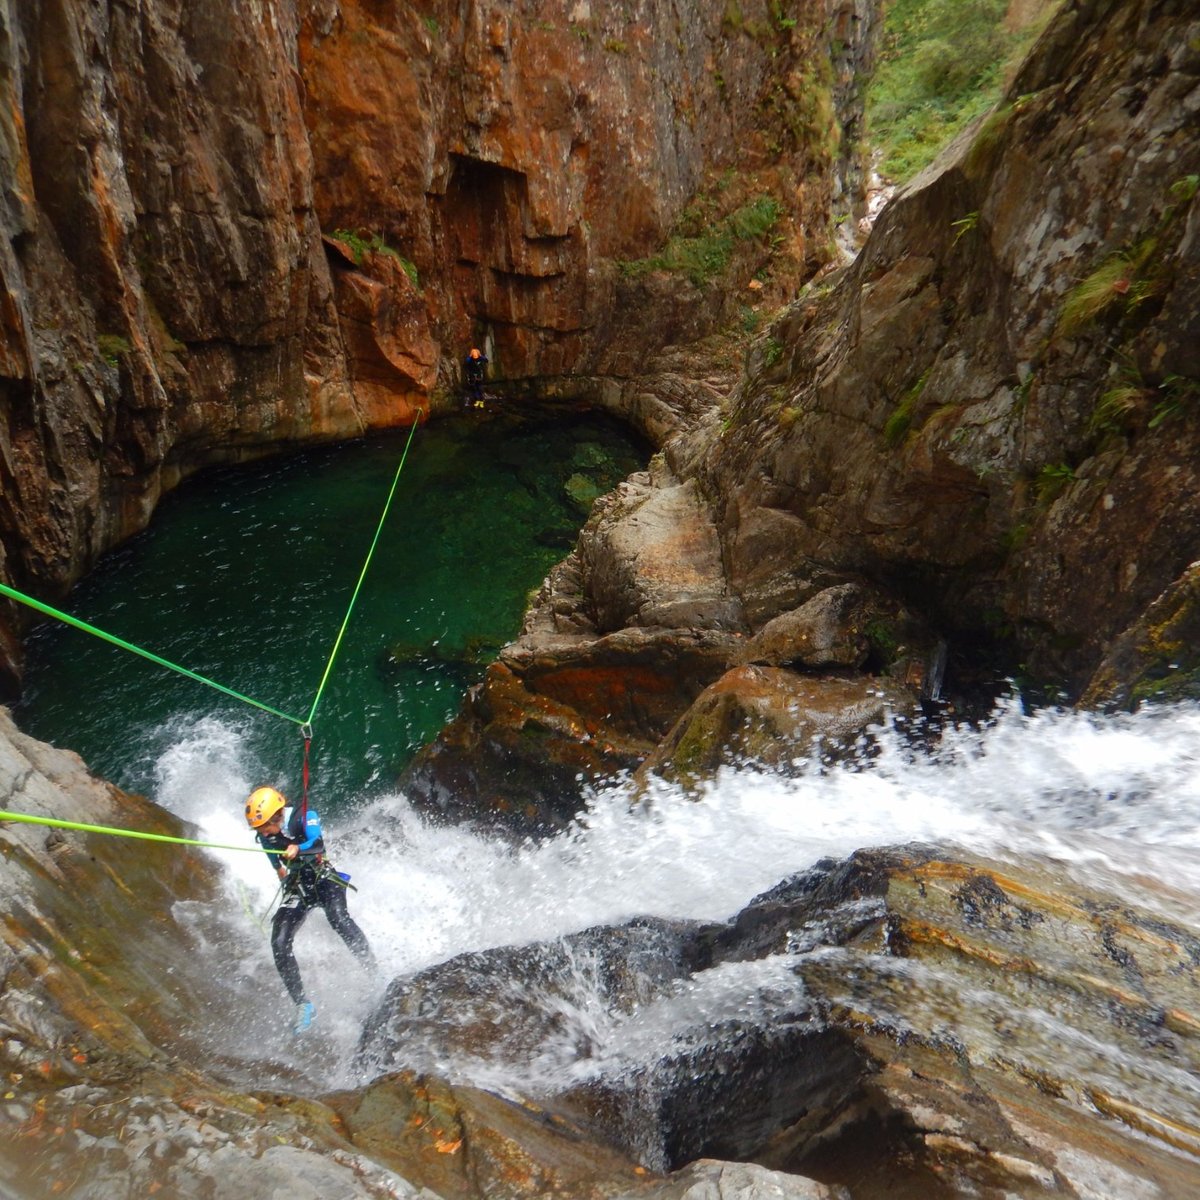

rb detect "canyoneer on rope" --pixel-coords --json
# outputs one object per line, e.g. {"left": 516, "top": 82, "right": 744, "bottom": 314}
{"left": 0, "top": 410, "right": 422, "bottom": 1036}
{"left": 245, "top": 785, "right": 377, "bottom": 1034}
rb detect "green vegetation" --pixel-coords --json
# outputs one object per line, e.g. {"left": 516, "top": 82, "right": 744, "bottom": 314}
{"left": 725, "top": 0, "right": 798, "bottom": 40}
{"left": 1090, "top": 384, "right": 1147, "bottom": 435}
{"left": 617, "top": 195, "right": 782, "bottom": 288}
{"left": 97, "top": 334, "right": 131, "bottom": 365}
{"left": 755, "top": 50, "right": 837, "bottom": 164}
{"left": 1055, "top": 238, "right": 1160, "bottom": 340}
{"left": 1033, "top": 462, "right": 1074, "bottom": 506}
{"left": 1131, "top": 665, "right": 1200, "bottom": 708}
{"left": 399, "top": 257, "right": 420, "bottom": 288}
{"left": 867, "top": 0, "right": 1055, "bottom": 182}
{"left": 865, "top": 617, "right": 901, "bottom": 663}
{"left": 1013, "top": 372, "right": 1034, "bottom": 410}
{"left": 951, "top": 211, "right": 979, "bottom": 244}
{"left": 331, "top": 228, "right": 421, "bottom": 288}
{"left": 1002, "top": 521, "right": 1030, "bottom": 551}
{"left": 1087, "top": 349, "right": 1198, "bottom": 437}
{"left": 1150, "top": 374, "right": 1200, "bottom": 429}
{"left": 1063, "top": 176, "right": 1200, "bottom": 436}
{"left": 883, "top": 367, "right": 931, "bottom": 447}
{"left": 1170, "top": 173, "right": 1199, "bottom": 204}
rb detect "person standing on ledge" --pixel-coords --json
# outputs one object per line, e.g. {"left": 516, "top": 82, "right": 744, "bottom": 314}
{"left": 463, "top": 346, "right": 489, "bottom": 408}
{"left": 245, "top": 785, "right": 377, "bottom": 1034}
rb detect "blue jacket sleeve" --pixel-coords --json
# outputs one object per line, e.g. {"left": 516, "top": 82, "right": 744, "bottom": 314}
{"left": 295, "top": 809, "right": 323, "bottom": 853}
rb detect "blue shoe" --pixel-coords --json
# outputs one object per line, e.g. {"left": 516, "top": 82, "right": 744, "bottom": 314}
{"left": 293, "top": 1001, "right": 316, "bottom": 1034}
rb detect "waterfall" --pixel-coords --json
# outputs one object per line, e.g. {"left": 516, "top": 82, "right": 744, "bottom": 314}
{"left": 150, "top": 698, "right": 1200, "bottom": 1097}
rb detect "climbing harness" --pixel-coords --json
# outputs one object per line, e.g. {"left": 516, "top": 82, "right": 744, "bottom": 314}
{"left": 280, "top": 858, "right": 356, "bottom": 909}
{"left": 0, "top": 411, "right": 425, "bottom": 859}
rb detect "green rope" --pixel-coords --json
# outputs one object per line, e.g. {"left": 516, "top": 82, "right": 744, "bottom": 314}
{"left": 305, "top": 414, "right": 422, "bottom": 727}
{"left": 0, "top": 418, "right": 425, "bottom": 855}
{"left": 0, "top": 416, "right": 425, "bottom": 732}
{"left": 0, "top": 809, "right": 286, "bottom": 855}
{"left": 0, "top": 582, "right": 305, "bottom": 727}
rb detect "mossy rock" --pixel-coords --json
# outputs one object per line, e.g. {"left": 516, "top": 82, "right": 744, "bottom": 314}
{"left": 1081, "top": 563, "right": 1200, "bottom": 710}
{"left": 564, "top": 473, "right": 604, "bottom": 513}
{"left": 640, "top": 666, "right": 918, "bottom": 790}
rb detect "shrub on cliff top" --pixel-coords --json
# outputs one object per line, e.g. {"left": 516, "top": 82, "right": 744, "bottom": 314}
{"left": 867, "top": 0, "right": 1056, "bottom": 183}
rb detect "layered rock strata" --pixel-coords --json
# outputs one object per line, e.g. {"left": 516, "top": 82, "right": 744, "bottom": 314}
{"left": 360, "top": 843, "right": 1200, "bottom": 1197}
{"left": 5, "top": 707, "right": 1197, "bottom": 1199}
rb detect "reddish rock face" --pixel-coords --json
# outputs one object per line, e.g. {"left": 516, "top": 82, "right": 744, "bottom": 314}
{"left": 0, "top": 0, "right": 876, "bottom": 685}
{"left": 297, "top": 0, "right": 874, "bottom": 382}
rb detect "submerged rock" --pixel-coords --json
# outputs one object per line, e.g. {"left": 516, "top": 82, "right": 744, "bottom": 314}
{"left": 356, "top": 917, "right": 708, "bottom": 1081}
{"left": 638, "top": 666, "right": 917, "bottom": 787}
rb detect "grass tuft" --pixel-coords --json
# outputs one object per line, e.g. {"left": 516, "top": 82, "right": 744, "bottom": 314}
{"left": 618, "top": 196, "right": 782, "bottom": 288}
{"left": 1056, "top": 240, "right": 1158, "bottom": 339}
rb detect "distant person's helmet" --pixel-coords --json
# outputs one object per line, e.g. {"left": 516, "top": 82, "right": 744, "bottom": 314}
{"left": 246, "top": 786, "right": 286, "bottom": 828}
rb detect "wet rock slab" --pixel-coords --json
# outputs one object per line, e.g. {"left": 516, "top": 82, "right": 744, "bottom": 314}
{"left": 359, "top": 844, "right": 1200, "bottom": 1198}
{"left": 4, "top": 701, "right": 1200, "bottom": 1200}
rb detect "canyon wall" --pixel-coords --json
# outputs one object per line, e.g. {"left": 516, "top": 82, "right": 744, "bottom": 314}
{"left": 403, "top": 0, "right": 1200, "bottom": 827}
{"left": 0, "top": 0, "right": 876, "bottom": 690}
{"left": 302, "top": 0, "right": 879, "bottom": 379}
{"left": 706, "top": 0, "right": 1200, "bottom": 698}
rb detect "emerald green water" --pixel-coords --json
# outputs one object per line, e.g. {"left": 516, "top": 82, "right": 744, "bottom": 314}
{"left": 16, "top": 408, "right": 647, "bottom": 806}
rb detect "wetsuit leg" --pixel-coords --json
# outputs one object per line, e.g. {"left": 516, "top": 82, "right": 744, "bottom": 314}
{"left": 318, "top": 877, "right": 377, "bottom": 974}
{"left": 270, "top": 904, "right": 310, "bottom": 1004}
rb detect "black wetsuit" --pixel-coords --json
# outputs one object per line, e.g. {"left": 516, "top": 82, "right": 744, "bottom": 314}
{"left": 463, "top": 352, "right": 488, "bottom": 404}
{"left": 256, "top": 806, "right": 375, "bottom": 1004}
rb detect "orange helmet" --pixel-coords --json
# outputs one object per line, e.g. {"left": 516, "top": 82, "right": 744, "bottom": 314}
{"left": 245, "top": 786, "right": 286, "bottom": 828}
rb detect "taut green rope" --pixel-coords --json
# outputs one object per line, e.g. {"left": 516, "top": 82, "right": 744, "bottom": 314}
{"left": 0, "top": 582, "right": 306, "bottom": 726}
{"left": 0, "top": 420, "right": 427, "bottom": 862}
{"left": 0, "top": 809, "right": 285, "bottom": 855}
{"left": 305, "top": 414, "right": 422, "bottom": 727}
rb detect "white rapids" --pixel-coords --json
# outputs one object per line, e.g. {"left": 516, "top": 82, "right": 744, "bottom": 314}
{"left": 153, "top": 697, "right": 1200, "bottom": 1098}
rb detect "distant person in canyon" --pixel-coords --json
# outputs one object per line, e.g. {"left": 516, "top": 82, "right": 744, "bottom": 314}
{"left": 245, "top": 785, "right": 377, "bottom": 1034}
{"left": 463, "top": 346, "right": 489, "bottom": 408}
